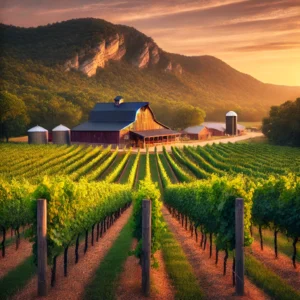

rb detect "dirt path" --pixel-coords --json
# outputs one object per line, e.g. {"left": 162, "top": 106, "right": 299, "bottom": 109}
{"left": 12, "top": 206, "right": 132, "bottom": 300}
{"left": 162, "top": 206, "right": 269, "bottom": 300}
{"left": 0, "top": 238, "right": 32, "bottom": 279}
{"left": 249, "top": 240, "right": 300, "bottom": 292}
{"left": 117, "top": 240, "right": 174, "bottom": 300}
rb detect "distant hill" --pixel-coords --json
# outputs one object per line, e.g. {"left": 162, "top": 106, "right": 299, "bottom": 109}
{"left": 0, "top": 18, "right": 299, "bottom": 131}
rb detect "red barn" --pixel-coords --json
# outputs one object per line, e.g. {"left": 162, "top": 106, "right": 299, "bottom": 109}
{"left": 202, "top": 122, "right": 226, "bottom": 136}
{"left": 71, "top": 96, "right": 180, "bottom": 147}
{"left": 182, "top": 125, "right": 211, "bottom": 140}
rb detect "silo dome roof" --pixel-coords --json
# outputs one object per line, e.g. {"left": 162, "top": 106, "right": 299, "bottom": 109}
{"left": 28, "top": 125, "right": 48, "bottom": 132}
{"left": 226, "top": 111, "right": 237, "bottom": 117}
{"left": 52, "top": 124, "right": 70, "bottom": 131}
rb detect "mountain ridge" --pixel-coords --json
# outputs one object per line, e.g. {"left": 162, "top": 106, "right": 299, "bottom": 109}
{"left": 0, "top": 18, "right": 300, "bottom": 129}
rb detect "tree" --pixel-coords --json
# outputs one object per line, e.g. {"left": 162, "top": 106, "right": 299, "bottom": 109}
{"left": 262, "top": 98, "right": 300, "bottom": 146}
{"left": 153, "top": 102, "right": 206, "bottom": 130}
{"left": 174, "top": 105, "right": 206, "bottom": 129}
{"left": 0, "top": 91, "right": 29, "bottom": 142}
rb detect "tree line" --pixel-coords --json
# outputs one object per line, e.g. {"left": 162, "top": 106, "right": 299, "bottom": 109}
{"left": 263, "top": 97, "right": 300, "bottom": 147}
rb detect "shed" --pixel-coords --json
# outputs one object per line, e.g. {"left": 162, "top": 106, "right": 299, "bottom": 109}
{"left": 202, "top": 122, "right": 226, "bottom": 136}
{"left": 237, "top": 124, "right": 245, "bottom": 135}
{"left": 182, "top": 125, "right": 211, "bottom": 140}
{"left": 52, "top": 124, "right": 71, "bottom": 145}
{"left": 28, "top": 125, "right": 48, "bottom": 144}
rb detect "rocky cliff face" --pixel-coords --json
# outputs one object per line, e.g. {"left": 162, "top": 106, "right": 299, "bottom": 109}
{"left": 163, "top": 61, "right": 183, "bottom": 75}
{"left": 64, "top": 33, "right": 126, "bottom": 76}
{"left": 64, "top": 33, "right": 182, "bottom": 76}
{"left": 131, "top": 42, "right": 161, "bottom": 69}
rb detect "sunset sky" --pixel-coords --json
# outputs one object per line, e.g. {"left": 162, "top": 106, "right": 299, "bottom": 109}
{"left": 1, "top": 0, "right": 300, "bottom": 86}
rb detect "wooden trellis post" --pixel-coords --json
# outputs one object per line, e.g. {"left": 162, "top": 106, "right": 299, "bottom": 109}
{"left": 142, "top": 199, "right": 151, "bottom": 296}
{"left": 37, "top": 199, "right": 47, "bottom": 296}
{"left": 235, "top": 198, "right": 244, "bottom": 296}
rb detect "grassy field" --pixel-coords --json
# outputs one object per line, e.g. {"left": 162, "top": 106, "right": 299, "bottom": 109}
{"left": 239, "top": 121, "right": 262, "bottom": 128}
{"left": 238, "top": 136, "right": 268, "bottom": 144}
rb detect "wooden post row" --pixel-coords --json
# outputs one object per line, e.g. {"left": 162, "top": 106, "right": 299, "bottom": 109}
{"left": 235, "top": 198, "right": 245, "bottom": 296}
{"left": 37, "top": 199, "right": 48, "bottom": 296}
{"left": 142, "top": 199, "right": 151, "bottom": 296}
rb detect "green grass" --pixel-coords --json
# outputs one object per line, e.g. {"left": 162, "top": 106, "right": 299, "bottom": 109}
{"left": 84, "top": 217, "right": 133, "bottom": 300}
{"left": 119, "top": 154, "right": 136, "bottom": 184}
{"left": 252, "top": 227, "right": 300, "bottom": 262}
{"left": 169, "top": 153, "right": 195, "bottom": 179}
{"left": 0, "top": 256, "right": 36, "bottom": 299}
{"left": 238, "top": 121, "right": 262, "bottom": 128}
{"left": 238, "top": 136, "right": 268, "bottom": 144}
{"left": 150, "top": 154, "right": 160, "bottom": 184}
{"left": 159, "top": 154, "right": 178, "bottom": 183}
{"left": 245, "top": 254, "right": 300, "bottom": 300}
{"left": 136, "top": 154, "right": 146, "bottom": 183}
{"left": 161, "top": 229, "right": 204, "bottom": 300}
{"left": 98, "top": 153, "right": 125, "bottom": 180}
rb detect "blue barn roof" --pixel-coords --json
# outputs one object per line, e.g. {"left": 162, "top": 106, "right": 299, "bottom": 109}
{"left": 72, "top": 101, "right": 154, "bottom": 131}
{"left": 89, "top": 102, "right": 149, "bottom": 123}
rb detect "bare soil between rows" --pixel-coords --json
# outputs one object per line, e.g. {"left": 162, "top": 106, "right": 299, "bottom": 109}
{"left": 162, "top": 206, "right": 269, "bottom": 300}
{"left": 12, "top": 206, "right": 132, "bottom": 300}
{"left": 249, "top": 240, "right": 300, "bottom": 292}
{"left": 0, "top": 238, "right": 32, "bottom": 279}
{"left": 116, "top": 239, "right": 174, "bottom": 300}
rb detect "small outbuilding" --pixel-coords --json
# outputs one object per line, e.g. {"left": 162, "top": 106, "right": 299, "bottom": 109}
{"left": 237, "top": 124, "right": 246, "bottom": 135}
{"left": 202, "top": 122, "right": 226, "bottom": 136}
{"left": 201, "top": 122, "right": 245, "bottom": 136}
{"left": 182, "top": 125, "right": 211, "bottom": 140}
{"left": 52, "top": 124, "right": 71, "bottom": 145}
{"left": 28, "top": 125, "right": 48, "bottom": 144}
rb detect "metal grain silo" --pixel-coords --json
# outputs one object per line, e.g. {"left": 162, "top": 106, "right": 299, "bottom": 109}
{"left": 226, "top": 111, "right": 238, "bottom": 135}
{"left": 52, "top": 124, "right": 71, "bottom": 145}
{"left": 28, "top": 125, "right": 48, "bottom": 144}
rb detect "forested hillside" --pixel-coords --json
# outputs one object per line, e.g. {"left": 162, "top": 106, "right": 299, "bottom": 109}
{"left": 1, "top": 18, "right": 300, "bottom": 138}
